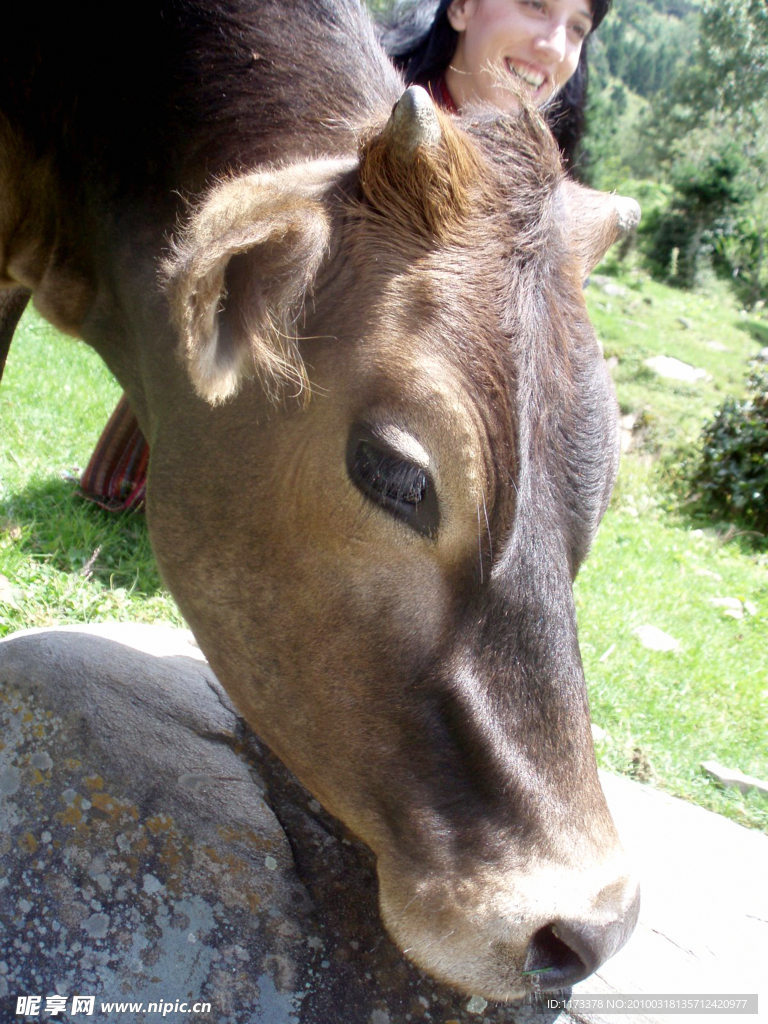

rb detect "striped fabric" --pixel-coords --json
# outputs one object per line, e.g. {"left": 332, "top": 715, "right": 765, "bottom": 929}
{"left": 79, "top": 394, "right": 148, "bottom": 512}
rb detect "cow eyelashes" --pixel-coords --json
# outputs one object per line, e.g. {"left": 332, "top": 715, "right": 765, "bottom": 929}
{"left": 348, "top": 435, "right": 439, "bottom": 539}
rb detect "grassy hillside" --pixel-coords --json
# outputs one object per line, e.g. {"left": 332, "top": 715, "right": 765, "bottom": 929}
{"left": 1, "top": 274, "right": 766, "bottom": 831}
{"left": 578, "top": 260, "right": 767, "bottom": 831}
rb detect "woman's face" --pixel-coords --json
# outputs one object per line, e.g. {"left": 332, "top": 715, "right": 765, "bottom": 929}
{"left": 445, "top": 0, "right": 592, "bottom": 111}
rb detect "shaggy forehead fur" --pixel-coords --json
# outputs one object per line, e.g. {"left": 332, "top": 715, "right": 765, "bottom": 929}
{"left": 355, "top": 102, "right": 614, "bottom": 572}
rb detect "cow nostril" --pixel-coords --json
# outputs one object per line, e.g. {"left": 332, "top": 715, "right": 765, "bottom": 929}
{"left": 522, "top": 881, "right": 640, "bottom": 990}
{"left": 523, "top": 924, "right": 590, "bottom": 989}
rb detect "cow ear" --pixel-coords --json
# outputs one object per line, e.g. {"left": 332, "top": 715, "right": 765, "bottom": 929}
{"left": 558, "top": 179, "right": 641, "bottom": 281}
{"left": 163, "top": 159, "right": 353, "bottom": 405}
{"left": 359, "top": 85, "right": 483, "bottom": 239}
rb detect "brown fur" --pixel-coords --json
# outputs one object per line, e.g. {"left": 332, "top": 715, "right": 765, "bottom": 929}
{"left": 359, "top": 105, "right": 486, "bottom": 242}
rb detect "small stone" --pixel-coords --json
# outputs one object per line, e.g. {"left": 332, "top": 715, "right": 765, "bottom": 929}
{"left": 710, "top": 597, "right": 746, "bottom": 620}
{"left": 142, "top": 873, "right": 163, "bottom": 894}
{"left": 619, "top": 413, "right": 638, "bottom": 453}
{"left": 466, "top": 995, "right": 488, "bottom": 1014}
{"left": 633, "top": 625, "right": 680, "bottom": 652}
{"left": 692, "top": 567, "right": 722, "bottom": 581}
{"left": 591, "top": 274, "right": 627, "bottom": 297}
{"left": 0, "top": 574, "right": 21, "bottom": 609}
{"left": 644, "top": 355, "right": 708, "bottom": 383}
{"left": 264, "top": 856, "right": 278, "bottom": 871}
{"left": 701, "top": 761, "right": 768, "bottom": 796}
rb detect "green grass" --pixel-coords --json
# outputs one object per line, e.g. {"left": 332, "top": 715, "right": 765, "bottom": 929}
{"left": 0, "top": 311, "right": 182, "bottom": 633}
{"left": 588, "top": 270, "right": 761, "bottom": 452}
{"left": 579, "top": 264, "right": 768, "bottom": 831}
{"left": 2, "top": 290, "right": 767, "bottom": 832}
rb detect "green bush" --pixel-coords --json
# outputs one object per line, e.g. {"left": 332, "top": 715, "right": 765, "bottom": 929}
{"left": 691, "top": 367, "right": 768, "bottom": 532}
{"left": 715, "top": 214, "right": 768, "bottom": 309}
{"left": 644, "top": 145, "right": 755, "bottom": 289}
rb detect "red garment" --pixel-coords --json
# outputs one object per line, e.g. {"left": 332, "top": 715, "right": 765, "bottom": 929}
{"left": 429, "top": 74, "right": 458, "bottom": 115}
{"left": 79, "top": 394, "right": 148, "bottom": 511}
{"left": 79, "top": 77, "right": 459, "bottom": 512}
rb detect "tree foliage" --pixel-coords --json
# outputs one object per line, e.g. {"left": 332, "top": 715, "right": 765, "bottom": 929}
{"left": 643, "top": 144, "right": 756, "bottom": 287}
{"left": 682, "top": 0, "right": 768, "bottom": 127}
{"left": 582, "top": 0, "right": 768, "bottom": 304}
{"left": 595, "top": 0, "right": 698, "bottom": 99}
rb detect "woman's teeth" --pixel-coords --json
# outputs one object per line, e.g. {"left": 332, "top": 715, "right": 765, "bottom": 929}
{"left": 506, "top": 60, "right": 546, "bottom": 89}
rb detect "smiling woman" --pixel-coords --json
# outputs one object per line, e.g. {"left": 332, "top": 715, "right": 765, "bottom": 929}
{"left": 445, "top": 0, "right": 593, "bottom": 110}
{"left": 380, "top": 0, "right": 612, "bottom": 167}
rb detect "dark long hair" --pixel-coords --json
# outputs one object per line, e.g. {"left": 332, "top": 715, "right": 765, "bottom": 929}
{"left": 378, "top": 0, "right": 611, "bottom": 169}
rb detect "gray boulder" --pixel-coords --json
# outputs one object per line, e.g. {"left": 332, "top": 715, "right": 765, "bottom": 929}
{"left": 0, "top": 625, "right": 556, "bottom": 1024}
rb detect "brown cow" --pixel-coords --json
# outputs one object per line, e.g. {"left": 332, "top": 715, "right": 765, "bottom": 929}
{"left": 0, "top": 0, "right": 639, "bottom": 1002}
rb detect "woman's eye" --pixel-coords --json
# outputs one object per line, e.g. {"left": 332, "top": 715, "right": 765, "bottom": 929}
{"left": 348, "top": 438, "right": 439, "bottom": 538}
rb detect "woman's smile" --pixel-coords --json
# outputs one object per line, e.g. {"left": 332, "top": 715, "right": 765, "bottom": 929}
{"left": 504, "top": 58, "right": 548, "bottom": 95}
{"left": 445, "top": 0, "right": 593, "bottom": 112}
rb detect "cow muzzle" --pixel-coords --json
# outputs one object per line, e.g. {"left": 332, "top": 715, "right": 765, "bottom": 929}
{"left": 376, "top": 850, "right": 640, "bottom": 1002}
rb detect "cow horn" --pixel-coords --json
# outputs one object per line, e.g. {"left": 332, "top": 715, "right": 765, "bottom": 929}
{"left": 359, "top": 84, "right": 480, "bottom": 240}
{"left": 386, "top": 86, "right": 442, "bottom": 161}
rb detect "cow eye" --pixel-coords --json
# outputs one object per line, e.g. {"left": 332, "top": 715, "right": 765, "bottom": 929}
{"left": 347, "top": 435, "right": 439, "bottom": 538}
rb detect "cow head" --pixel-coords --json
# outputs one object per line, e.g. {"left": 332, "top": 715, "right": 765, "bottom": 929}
{"left": 158, "top": 87, "right": 639, "bottom": 1001}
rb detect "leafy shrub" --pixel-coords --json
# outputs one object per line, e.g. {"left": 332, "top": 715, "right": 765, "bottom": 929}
{"left": 691, "top": 367, "right": 768, "bottom": 531}
{"left": 645, "top": 144, "right": 755, "bottom": 289}
{"left": 715, "top": 214, "right": 768, "bottom": 308}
